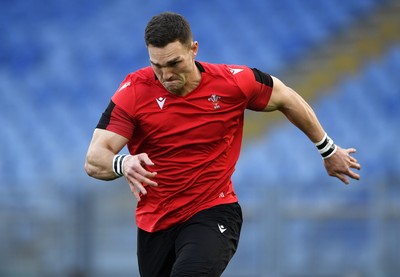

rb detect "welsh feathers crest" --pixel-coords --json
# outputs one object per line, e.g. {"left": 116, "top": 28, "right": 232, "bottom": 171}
{"left": 208, "top": 94, "right": 221, "bottom": 110}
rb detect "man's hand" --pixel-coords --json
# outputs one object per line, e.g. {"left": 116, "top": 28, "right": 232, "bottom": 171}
{"left": 123, "top": 153, "right": 158, "bottom": 201}
{"left": 324, "top": 147, "right": 361, "bottom": 184}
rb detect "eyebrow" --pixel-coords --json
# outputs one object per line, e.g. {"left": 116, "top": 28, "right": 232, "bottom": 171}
{"left": 150, "top": 57, "right": 182, "bottom": 68}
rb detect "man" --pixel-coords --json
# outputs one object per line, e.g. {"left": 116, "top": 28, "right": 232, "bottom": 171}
{"left": 85, "top": 12, "right": 361, "bottom": 277}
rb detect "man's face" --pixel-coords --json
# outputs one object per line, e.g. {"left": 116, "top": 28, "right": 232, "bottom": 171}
{"left": 148, "top": 40, "right": 198, "bottom": 95}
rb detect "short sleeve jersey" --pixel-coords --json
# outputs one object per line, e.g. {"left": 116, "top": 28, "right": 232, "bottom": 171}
{"left": 97, "top": 61, "right": 273, "bottom": 232}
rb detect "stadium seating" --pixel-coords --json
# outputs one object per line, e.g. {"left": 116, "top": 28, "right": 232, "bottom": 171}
{"left": 235, "top": 43, "right": 400, "bottom": 190}
{"left": 1, "top": 0, "right": 397, "bottom": 276}
{"left": 230, "top": 44, "right": 400, "bottom": 275}
{"left": 0, "top": 0, "right": 386, "bottom": 185}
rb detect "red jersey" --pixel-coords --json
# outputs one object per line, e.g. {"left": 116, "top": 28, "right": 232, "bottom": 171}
{"left": 97, "top": 61, "right": 273, "bottom": 232}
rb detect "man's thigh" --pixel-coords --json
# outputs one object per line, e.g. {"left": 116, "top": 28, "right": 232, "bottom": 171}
{"left": 171, "top": 203, "right": 243, "bottom": 277}
{"left": 137, "top": 227, "right": 176, "bottom": 277}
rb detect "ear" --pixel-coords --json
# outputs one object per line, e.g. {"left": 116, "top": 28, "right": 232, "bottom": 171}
{"left": 191, "top": 41, "right": 199, "bottom": 58}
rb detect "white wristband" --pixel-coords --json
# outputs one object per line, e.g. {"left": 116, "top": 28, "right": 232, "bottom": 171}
{"left": 315, "top": 133, "right": 337, "bottom": 159}
{"left": 112, "top": 154, "right": 129, "bottom": 177}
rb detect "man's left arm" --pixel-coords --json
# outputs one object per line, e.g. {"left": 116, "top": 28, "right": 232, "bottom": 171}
{"left": 265, "top": 76, "right": 361, "bottom": 184}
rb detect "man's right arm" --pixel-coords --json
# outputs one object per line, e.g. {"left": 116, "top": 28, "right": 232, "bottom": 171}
{"left": 85, "top": 128, "right": 158, "bottom": 201}
{"left": 85, "top": 128, "right": 129, "bottom": 180}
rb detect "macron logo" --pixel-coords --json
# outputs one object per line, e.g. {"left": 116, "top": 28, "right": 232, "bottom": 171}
{"left": 218, "top": 224, "right": 227, "bottom": 234}
{"left": 156, "top": 97, "right": 166, "bottom": 109}
{"left": 229, "top": 68, "right": 244, "bottom": 75}
{"left": 117, "top": 81, "right": 131, "bottom": 92}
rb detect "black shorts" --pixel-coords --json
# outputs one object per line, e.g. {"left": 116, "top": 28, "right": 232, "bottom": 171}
{"left": 137, "top": 202, "right": 243, "bottom": 277}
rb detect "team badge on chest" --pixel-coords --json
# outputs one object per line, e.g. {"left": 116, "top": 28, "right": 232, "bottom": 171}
{"left": 208, "top": 94, "right": 221, "bottom": 110}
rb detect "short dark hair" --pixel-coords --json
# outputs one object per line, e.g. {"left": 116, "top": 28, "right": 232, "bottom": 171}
{"left": 144, "top": 12, "right": 193, "bottom": 48}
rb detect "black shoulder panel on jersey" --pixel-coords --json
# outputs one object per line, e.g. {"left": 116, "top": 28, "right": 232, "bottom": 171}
{"left": 251, "top": 68, "right": 273, "bottom": 88}
{"left": 97, "top": 101, "right": 115, "bottom": 129}
{"left": 195, "top": 61, "right": 205, "bottom": 72}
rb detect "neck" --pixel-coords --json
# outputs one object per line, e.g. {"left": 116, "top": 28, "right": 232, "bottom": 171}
{"left": 176, "top": 62, "right": 202, "bottom": 96}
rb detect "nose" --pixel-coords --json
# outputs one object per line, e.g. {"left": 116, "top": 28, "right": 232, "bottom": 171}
{"left": 160, "top": 67, "right": 174, "bottom": 81}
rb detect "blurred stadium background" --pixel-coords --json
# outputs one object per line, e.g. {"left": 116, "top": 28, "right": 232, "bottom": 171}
{"left": 1, "top": 0, "right": 399, "bottom": 276}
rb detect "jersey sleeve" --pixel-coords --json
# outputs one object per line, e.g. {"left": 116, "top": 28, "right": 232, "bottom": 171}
{"left": 233, "top": 66, "right": 273, "bottom": 111}
{"left": 96, "top": 75, "right": 136, "bottom": 139}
